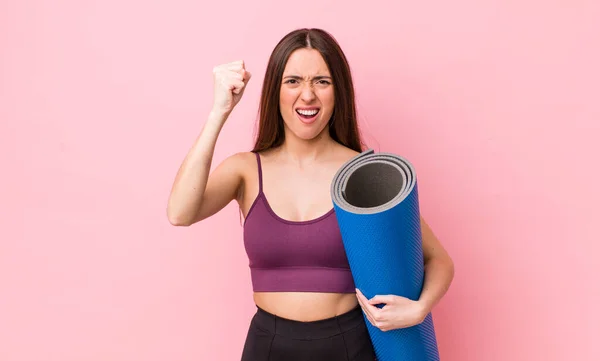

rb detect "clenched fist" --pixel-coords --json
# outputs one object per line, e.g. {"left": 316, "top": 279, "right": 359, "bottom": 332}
{"left": 211, "top": 60, "right": 252, "bottom": 117}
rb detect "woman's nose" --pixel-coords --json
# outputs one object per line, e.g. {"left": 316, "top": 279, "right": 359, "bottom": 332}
{"left": 300, "top": 83, "right": 316, "bottom": 101}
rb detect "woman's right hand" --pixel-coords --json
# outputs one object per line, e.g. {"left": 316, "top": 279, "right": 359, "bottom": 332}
{"left": 211, "top": 60, "right": 252, "bottom": 117}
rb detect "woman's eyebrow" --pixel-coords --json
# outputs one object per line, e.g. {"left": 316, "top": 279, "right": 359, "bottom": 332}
{"left": 283, "top": 75, "right": 332, "bottom": 80}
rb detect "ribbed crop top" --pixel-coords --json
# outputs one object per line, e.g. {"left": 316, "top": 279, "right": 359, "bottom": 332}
{"left": 242, "top": 152, "right": 355, "bottom": 293}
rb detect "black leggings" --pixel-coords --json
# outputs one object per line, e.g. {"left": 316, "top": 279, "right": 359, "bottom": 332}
{"left": 240, "top": 305, "right": 377, "bottom": 361}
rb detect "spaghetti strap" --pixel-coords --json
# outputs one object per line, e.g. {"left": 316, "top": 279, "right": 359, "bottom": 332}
{"left": 254, "top": 152, "right": 263, "bottom": 193}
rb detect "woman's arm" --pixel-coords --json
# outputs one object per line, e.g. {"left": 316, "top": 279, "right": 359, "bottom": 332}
{"left": 417, "top": 215, "right": 455, "bottom": 314}
{"left": 166, "top": 111, "right": 244, "bottom": 226}
{"left": 356, "top": 215, "right": 454, "bottom": 331}
{"left": 166, "top": 60, "right": 251, "bottom": 226}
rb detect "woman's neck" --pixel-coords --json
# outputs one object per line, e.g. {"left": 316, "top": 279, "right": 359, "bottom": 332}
{"left": 278, "top": 128, "right": 335, "bottom": 164}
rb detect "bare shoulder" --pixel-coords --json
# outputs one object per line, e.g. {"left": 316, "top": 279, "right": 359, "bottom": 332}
{"left": 220, "top": 151, "right": 257, "bottom": 181}
{"left": 253, "top": 147, "right": 276, "bottom": 161}
{"left": 332, "top": 143, "right": 361, "bottom": 164}
{"left": 223, "top": 151, "right": 256, "bottom": 167}
{"left": 222, "top": 151, "right": 259, "bottom": 201}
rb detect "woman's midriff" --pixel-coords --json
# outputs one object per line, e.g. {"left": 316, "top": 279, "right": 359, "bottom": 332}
{"left": 253, "top": 292, "right": 359, "bottom": 321}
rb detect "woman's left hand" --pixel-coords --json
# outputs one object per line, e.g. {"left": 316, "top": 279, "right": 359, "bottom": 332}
{"left": 355, "top": 288, "right": 428, "bottom": 332}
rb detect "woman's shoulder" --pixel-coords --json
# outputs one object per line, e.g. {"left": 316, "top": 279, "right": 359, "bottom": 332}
{"left": 333, "top": 143, "right": 361, "bottom": 162}
{"left": 222, "top": 151, "right": 257, "bottom": 163}
{"left": 218, "top": 151, "right": 259, "bottom": 175}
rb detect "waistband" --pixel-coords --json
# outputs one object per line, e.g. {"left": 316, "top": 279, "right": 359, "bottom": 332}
{"left": 252, "top": 305, "right": 365, "bottom": 340}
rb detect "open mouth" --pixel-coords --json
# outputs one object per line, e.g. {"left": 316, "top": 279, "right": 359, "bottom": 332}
{"left": 295, "top": 108, "right": 320, "bottom": 121}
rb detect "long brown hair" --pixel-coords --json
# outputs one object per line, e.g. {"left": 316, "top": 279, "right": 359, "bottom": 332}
{"left": 252, "top": 28, "right": 364, "bottom": 153}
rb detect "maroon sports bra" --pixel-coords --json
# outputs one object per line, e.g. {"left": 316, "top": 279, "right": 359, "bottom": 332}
{"left": 242, "top": 152, "right": 355, "bottom": 293}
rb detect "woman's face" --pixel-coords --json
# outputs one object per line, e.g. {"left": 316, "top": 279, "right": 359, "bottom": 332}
{"left": 279, "top": 48, "right": 335, "bottom": 141}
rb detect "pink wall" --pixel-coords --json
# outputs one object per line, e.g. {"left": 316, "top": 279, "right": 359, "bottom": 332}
{"left": 1, "top": 1, "right": 598, "bottom": 360}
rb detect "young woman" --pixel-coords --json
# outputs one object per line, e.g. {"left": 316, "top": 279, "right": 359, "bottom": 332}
{"left": 167, "top": 28, "right": 454, "bottom": 361}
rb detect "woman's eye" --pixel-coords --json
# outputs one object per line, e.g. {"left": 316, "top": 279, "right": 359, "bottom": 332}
{"left": 284, "top": 79, "right": 330, "bottom": 85}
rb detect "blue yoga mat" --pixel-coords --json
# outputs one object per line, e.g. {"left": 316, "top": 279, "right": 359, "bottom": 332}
{"left": 330, "top": 149, "right": 440, "bottom": 361}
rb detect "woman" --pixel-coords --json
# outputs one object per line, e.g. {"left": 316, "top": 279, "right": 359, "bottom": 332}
{"left": 167, "top": 28, "right": 454, "bottom": 360}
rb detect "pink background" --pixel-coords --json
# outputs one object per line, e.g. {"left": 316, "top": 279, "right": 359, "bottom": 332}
{"left": 1, "top": 1, "right": 599, "bottom": 360}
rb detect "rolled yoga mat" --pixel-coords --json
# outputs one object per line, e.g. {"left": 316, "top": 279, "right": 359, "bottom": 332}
{"left": 331, "top": 149, "right": 440, "bottom": 361}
